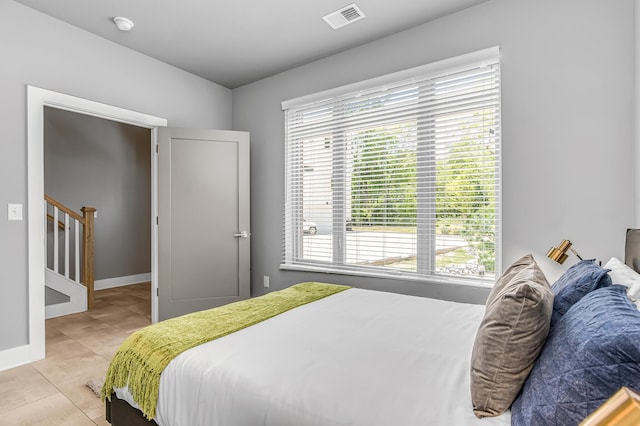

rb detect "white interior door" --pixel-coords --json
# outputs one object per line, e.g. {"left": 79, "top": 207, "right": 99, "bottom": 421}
{"left": 157, "top": 127, "right": 250, "bottom": 321}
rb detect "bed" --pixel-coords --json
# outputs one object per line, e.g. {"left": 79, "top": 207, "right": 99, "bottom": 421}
{"left": 106, "top": 285, "right": 509, "bottom": 426}
{"left": 103, "top": 232, "right": 640, "bottom": 426}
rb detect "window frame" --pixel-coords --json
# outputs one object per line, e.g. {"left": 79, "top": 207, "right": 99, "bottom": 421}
{"left": 281, "top": 47, "right": 501, "bottom": 287}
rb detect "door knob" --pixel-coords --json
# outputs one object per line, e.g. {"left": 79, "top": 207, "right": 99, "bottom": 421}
{"left": 234, "top": 230, "right": 249, "bottom": 238}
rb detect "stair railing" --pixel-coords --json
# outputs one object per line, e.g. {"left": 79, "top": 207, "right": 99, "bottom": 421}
{"left": 44, "top": 194, "right": 96, "bottom": 309}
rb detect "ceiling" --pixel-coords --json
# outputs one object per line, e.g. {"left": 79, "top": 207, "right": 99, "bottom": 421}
{"left": 14, "top": 0, "right": 490, "bottom": 89}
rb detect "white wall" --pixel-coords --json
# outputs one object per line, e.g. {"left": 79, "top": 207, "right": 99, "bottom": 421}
{"left": 0, "top": 1, "right": 232, "bottom": 354}
{"left": 233, "top": 0, "right": 635, "bottom": 300}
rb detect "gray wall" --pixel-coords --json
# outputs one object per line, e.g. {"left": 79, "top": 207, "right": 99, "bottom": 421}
{"left": 45, "top": 287, "right": 70, "bottom": 306}
{"left": 44, "top": 107, "right": 151, "bottom": 281}
{"left": 0, "top": 1, "right": 231, "bottom": 351}
{"left": 233, "top": 0, "right": 635, "bottom": 302}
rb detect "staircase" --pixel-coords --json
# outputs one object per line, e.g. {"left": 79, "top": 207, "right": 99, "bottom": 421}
{"left": 45, "top": 195, "right": 96, "bottom": 319}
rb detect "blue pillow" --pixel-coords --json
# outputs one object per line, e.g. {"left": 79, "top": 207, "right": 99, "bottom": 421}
{"left": 511, "top": 286, "right": 640, "bottom": 426}
{"left": 550, "top": 260, "right": 611, "bottom": 327}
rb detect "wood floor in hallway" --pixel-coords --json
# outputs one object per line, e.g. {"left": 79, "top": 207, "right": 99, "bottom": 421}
{"left": 0, "top": 282, "right": 151, "bottom": 425}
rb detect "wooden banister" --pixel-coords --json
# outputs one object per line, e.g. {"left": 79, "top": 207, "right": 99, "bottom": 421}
{"left": 45, "top": 194, "right": 96, "bottom": 310}
{"left": 81, "top": 206, "right": 96, "bottom": 309}
{"left": 46, "top": 213, "right": 66, "bottom": 231}
{"left": 45, "top": 194, "right": 85, "bottom": 223}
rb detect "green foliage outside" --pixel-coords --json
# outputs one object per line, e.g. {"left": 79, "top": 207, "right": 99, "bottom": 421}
{"left": 348, "top": 110, "right": 497, "bottom": 274}
{"left": 350, "top": 129, "right": 417, "bottom": 227}
{"left": 435, "top": 114, "right": 497, "bottom": 273}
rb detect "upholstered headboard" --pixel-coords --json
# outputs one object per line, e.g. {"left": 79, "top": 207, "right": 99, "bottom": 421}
{"left": 624, "top": 229, "right": 640, "bottom": 273}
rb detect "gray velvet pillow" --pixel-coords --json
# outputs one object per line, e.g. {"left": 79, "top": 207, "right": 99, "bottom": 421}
{"left": 470, "top": 254, "right": 553, "bottom": 418}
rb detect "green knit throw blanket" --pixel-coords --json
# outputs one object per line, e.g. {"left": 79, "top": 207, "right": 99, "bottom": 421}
{"left": 101, "top": 282, "right": 350, "bottom": 419}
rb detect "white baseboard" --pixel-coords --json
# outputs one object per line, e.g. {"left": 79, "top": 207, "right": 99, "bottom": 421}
{"left": 0, "top": 343, "right": 44, "bottom": 373}
{"left": 94, "top": 273, "right": 151, "bottom": 291}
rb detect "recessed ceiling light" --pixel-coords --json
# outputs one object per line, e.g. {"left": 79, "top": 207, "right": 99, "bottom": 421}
{"left": 113, "top": 17, "right": 134, "bottom": 32}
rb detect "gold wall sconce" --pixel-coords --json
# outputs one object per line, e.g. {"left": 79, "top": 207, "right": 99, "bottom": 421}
{"left": 547, "top": 239, "right": 584, "bottom": 265}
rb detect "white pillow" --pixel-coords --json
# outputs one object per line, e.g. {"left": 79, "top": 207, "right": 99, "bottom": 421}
{"left": 604, "top": 257, "right": 640, "bottom": 310}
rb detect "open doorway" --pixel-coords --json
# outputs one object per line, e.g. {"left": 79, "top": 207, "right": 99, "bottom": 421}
{"left": 25, "top": 87, "right": 250, "bottom": 367}
{"left": 43, "top": 107, "right": 152, "bottom": 318}
{"left": 26, "top": 86, "right": 166, "bottom": 366}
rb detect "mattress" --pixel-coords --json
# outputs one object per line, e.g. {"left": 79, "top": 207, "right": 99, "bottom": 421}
{"left": 116, "top": 288, "right": 510, "bottom": 426}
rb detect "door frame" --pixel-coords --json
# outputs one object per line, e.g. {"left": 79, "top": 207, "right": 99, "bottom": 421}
{"left": 23, "top": 86, "right": 166, "bottom": 366}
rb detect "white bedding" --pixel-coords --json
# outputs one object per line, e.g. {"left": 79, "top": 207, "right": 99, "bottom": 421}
{"left": 116, "top": 288, "right": 510, "bottom": 426}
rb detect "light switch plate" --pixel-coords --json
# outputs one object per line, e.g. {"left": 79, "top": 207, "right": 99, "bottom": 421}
{"left": 8, "top": 204, "right": 23, "bottom": 221}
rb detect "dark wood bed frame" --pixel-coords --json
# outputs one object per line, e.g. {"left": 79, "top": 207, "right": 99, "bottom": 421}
{"left": 106, "top": 393, "right": 159, "bottom": 426}
{"left": 105, "top": 229, "right": 640, "bottom": 425}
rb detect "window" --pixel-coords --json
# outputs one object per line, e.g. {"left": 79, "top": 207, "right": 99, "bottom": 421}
{"left": 282, "top": 48, "right": 501, "bottom": 285}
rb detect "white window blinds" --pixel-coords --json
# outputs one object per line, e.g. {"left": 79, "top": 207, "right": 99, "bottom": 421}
{"left": 282, "top": 48, "right": 501, "bottom": 285}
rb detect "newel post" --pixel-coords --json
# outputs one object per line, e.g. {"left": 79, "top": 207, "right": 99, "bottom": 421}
{"left": 82, "top": 206, "right": 96, "bottom": 309}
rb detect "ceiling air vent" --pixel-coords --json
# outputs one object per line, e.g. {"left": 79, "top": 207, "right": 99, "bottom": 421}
{"left": 322, "top": 3, "right": 366, "bottom": 30}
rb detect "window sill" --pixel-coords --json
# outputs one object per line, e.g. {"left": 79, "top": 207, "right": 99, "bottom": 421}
{"left": 279, "top": 263, "right": 494, "bottom": 289}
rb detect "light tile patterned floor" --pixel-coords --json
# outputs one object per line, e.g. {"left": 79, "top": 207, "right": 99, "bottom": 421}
{"left": 0, "top": 282, "right": 151, "bottom": 425}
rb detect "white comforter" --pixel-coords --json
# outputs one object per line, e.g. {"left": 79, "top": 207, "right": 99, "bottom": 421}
{"left": 117, "top": 288, "right": 510, "bottom": 426}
